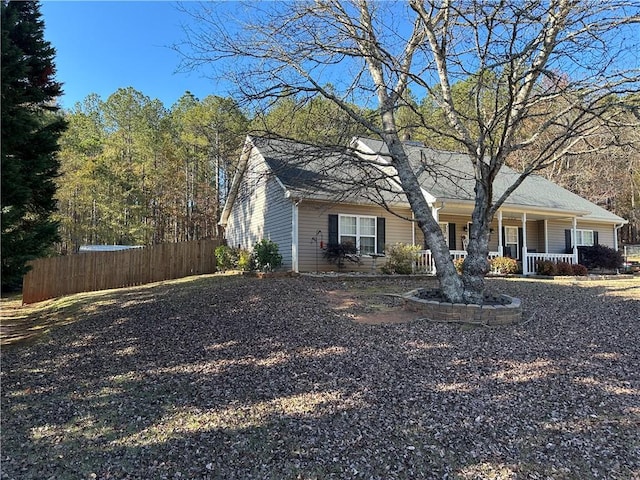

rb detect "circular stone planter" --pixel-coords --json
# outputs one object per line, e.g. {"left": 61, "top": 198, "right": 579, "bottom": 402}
{"left": 241, "top": 271, "right": 298, "bottom": 279}
{"left": 402, "top": 288, "right": 522, "bottom": 325}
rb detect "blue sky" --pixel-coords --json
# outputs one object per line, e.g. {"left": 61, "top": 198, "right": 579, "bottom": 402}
{"left": 40, "top": 1, "right": 640, "bottom": 112}
{"left": 41, "top": 1, "right": 230, "bottom": 110}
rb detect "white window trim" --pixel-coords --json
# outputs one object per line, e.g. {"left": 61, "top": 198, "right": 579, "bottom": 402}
{"left": 573, "top": 229, "right": 595, "bottom": 247}
{"left": 338, "top": 214, "right": 377, "bottom": 256}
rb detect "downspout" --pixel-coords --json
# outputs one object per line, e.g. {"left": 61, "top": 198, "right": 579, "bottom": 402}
{"left": 572, "top": 217, "right": 579, "bottom": 264}
{"left": 290, "top": 194, "right": 301, "bottom": 273}
{"left": 614, "top": 222, "right": 625, "bottom": 251}
{"left": 522, "top": 212, "right": 528, "bottom": 275}
{"left": 544, "top": 219, "right": 549, "bottom": 254}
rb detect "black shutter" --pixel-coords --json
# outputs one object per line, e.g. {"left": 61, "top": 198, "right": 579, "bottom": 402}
{"left": 565, "top": 229, "right": 572, "bottom": 253}
{"left": 328, "top": 214, "right": 338, "bottom": 246}
{"left": 376, "top": 217, "right": 386, "bottom": 254}
{"left": 593, "top": 231, "right": 599, "bottom": 245}
{"left": 518, "top": 228, "right": 524, "bottom": 260}
{"left": 449, "top": 223, "right": 456, "bottom": 250}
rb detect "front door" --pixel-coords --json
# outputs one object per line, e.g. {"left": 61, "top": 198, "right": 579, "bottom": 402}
{"left": 504, "top": 226, "right": 520, "bottom": 259}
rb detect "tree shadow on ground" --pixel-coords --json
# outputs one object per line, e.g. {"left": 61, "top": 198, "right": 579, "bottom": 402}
{"left": 1, "top": 276, "right": 639, "bottom": 479}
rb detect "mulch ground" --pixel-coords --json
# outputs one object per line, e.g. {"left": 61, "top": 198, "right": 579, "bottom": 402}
{"left": 1, "top": 274, "right": 639, "bottom": 479}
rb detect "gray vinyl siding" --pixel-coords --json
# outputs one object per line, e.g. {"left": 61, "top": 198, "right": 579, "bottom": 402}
{"left": 547, "top": 219, "right": 615, "bottom": 253}
{"left": 547, "top": 220, "right": 569, "bottom": 253}
{"left": 297, "top": 202, "right": 414, "bottom": 272}
{"left": 536, "top": 220, "right": 546, "bottom": 253}
{"left": 225, "top": 160, "right": 293, "bottom": 270}
{"left": 263, "top": 179, "right": 294, "bottom": 269}
{"left": 527, "top": 221, "right": 541, "bottom": 252}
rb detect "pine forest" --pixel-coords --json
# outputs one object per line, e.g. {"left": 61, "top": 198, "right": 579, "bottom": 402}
{"left": 54, "top": 86, "right": 640, "bottom": 254}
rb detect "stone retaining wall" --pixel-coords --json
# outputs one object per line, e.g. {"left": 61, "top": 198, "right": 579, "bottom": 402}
{"left": 402, "top": 289, "right": 522, "bottom": 325}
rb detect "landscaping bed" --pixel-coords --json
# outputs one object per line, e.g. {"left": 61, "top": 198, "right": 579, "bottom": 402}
{"left": 1, "top": 275, "right": 639, "bottom": 479}
{"left": 405, "top": 288, "right": 521, "bottom": 325}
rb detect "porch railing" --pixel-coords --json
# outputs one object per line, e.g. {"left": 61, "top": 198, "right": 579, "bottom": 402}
{"left": 416, "top": 250, "right": 578, "bottom": 275}
{"left": 415, "top": 250, "right": 500, "bottom": 274}
{"left": 524, "top": 252, "right": 576, "bottom": 275}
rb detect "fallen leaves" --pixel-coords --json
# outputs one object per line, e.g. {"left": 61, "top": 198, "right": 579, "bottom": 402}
{"left": 1, "top": 275, "right": 639, "bottom": 479}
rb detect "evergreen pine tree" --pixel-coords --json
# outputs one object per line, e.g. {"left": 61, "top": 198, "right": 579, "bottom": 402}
{"left": 1, "top": 1, "right": 67, "bottom": 289}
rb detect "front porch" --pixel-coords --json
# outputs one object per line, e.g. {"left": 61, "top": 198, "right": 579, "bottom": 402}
{"left": 417, "top": 206, "right": 606, "bottom": 275}
{"left": 415, "top": 249, "right": 577, "bottom": 275}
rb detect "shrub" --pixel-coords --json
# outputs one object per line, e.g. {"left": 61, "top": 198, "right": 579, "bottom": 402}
{"left": 381, "top": 243, "right": 421, "bottom": 275}
{"left": 579, "top": 244, "right": 623, "bottom": 271}
{"left": 536, "top": 260, "right": 587, "bottom": 276}
{"left": 323, "top": 242, "right": 359, "bottom": 269}
{"left": 572, "top": 264, "right": 588, "bottom": 276}
{"left": 490, "top": 256, "right": 518, "bottom": 274}
{"left": 215, "top": 245, "right": 237, "bottom": 272}
{"left": 555, "top": 261, "right": 574, "bottom": 276}
{"left": 252, "top": 239, "right": 282, "bottom": 272}
{"left": 453, "top": 257, "right": 465, "bottom": 274}
{"left": 237, "top": 248, "right": 253, "bottom": 271}
{"left": 536, "top": 260, "right": 557, "bottom": 276}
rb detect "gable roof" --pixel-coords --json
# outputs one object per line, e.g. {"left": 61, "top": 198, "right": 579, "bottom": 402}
{"left": 223, "top": 135, "right": 625, "bottom": 225}
{"left": 253, "top": 136, "right": 407, "bottom": 205}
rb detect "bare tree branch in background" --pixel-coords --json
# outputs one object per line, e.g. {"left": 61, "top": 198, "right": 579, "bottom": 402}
{"left": 177, "top": 0, "right": 639, "bottom": 303}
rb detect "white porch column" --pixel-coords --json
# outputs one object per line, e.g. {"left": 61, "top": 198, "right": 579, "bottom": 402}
{"left": 291, "top": 202, "right": 299, "bottom": 272}
{"left": 522, "top": 212, "right": 528, "bottom": 275}
{"left": 572, "top": 217, "right": 578, "bottom": 264}
{"left": 544, "top": 219, "right": 549, "bottom": 253}
{"left": 497, "top": 210, "right": 503, "bottom": 256}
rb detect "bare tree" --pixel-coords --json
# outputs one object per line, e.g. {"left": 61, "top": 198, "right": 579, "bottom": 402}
{"left": 178, "top": 0, "right": 639, "bottom": 303}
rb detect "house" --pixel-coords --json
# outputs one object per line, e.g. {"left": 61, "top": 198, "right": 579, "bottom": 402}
{"left": 220, "top": 136, "right": 627, "bottom": 274}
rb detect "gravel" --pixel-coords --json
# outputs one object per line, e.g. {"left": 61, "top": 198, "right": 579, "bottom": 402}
{"left": 1, "top": 275, "right": 639, "bottom": 479}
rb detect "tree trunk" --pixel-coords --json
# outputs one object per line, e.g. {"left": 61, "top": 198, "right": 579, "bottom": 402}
{"left": 383, "top": 131, "right": 465, "bottom": 303}
{"left": 461, "top": 179, "right": 493, "bottom": 303}
{"left": 462, "top": 223, "right": 491, "bottom": 304}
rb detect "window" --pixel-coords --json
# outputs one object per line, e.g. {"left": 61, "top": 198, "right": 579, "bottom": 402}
{"left": 574, "top": 229, "right": 594, "bottom": 246}
{"left": 339, "top": 215, "right": 377, "bottom": 255}
{"left": 505, "top": 226, "right": 519, "bottom": 259}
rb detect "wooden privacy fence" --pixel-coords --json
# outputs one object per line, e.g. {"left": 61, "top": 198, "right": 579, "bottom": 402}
{"left": 22, "top": 239, "right": 221, "bottom": 304}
